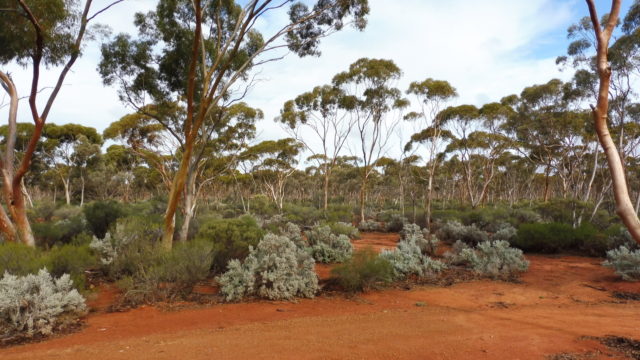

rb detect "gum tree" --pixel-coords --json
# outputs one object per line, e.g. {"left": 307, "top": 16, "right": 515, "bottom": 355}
{"left": 0, "top": 0, "right": 121, "bottom": 246}
{"left": 99, "top": 0, "right": 370, "bottom": 250}
{"left": 585, "top": 0, "right": 640, "bottom": 244}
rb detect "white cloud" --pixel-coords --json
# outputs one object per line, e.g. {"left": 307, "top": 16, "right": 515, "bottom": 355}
{"left": 2, "top": 0, "right": 582, "bottom": 157}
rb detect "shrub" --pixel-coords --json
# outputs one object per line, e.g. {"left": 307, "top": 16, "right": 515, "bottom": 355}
{"left": 44, "top": 245, "right": 98, "bottom": 290}
{"left": 603, "top": 246, "right": 640, "bottom": 281}
{"left": 380, "top": 236, "right": 445, "bottom": 280}
{"left": 436, "top": 220, "right": 488, "bottom": 245}
{"left": 331, "top": 248, "right": 394, "bottom": 292}
{"left": 195, "top": 215, "right": 264, "bottom": 272}
{"left": 33, "top": 214, "right": 87, "bottom": 248}
{"left": 358, "top": 219, "right": 383, "bottom": 232}
{"left": 513, "top": 222, "right": 603, "bottom": 254}
{"left": 327, "top": 222, "right": 360, "bottom": 239}
{"left": 444, "top": 240, "right": 471, "bottom": 265}
{"left": 460, "top": 241, "right": 529, "bottom": 280}
{"left": 492, "top": 223, "right": 517, "bottom": 242}
{"left": 280, "top": 222, "right": 305, "bottom": 247}
{"left": 325, "top": 204, "right": 353, "bottom": 223}
{"left": 0, "top": 242, "right": 43, "bottom": 276}
{"left": 282, "top": 203, "right": 323, "bottom": 226}
{"left": 509, "top": 208, "right": 543, "bottom": 225}
{"left": 399, "top": 223, "right": 439, "bottom": 255}
{"left": 0, "top": 269, "right": 87, "bottom": 341}
{"left": 384, "top": 214, "right": 407, "bottom": 232}
{"left": 606, "top": 225, "right": 638, "bottom": 251}
{"left": 83, "top": 200, "right": 125, "bottom": 239}
{"left": 306, "top": 225, "right": 353, "bottom": 263}
{"left": 116, "top": 239, "right": 214, "bottom": 304}
{"left": 217, "top": 234, "right": 318, "bottom": 301}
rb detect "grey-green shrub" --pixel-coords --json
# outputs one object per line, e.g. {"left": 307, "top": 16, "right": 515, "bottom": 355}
{"left": 380, "top": 238, "right": 445, "bottom": 280}
{"left": 603, "top": 246, "right": 640, "bottom": 281}
{"left": 492, "top": 223, "right": 517, "bottom": 242}
{"left": 358, "top": 219, "right": 383, "bottom": 232}
{"left": 437, "top": 220, "right": 489, "bottom": 245}
{"left": 460, "top": 241, "right": 529, "bottom": 280}
{"left": 306, "top": 225, "right": 353, "bottom": 263}
{"left": 280, "top": 222, "right": 305, "bottom": 247}
{"left": 444, "top": 240, "right": 471, "bottom": 265}
{"left": 217, "top": 234, "right": 318, "bottom": 301}
{"left": 0, "top": 269, "right": 87, "bottom": 340}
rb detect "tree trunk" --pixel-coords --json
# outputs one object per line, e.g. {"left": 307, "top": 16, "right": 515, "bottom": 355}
{"left": 178, "top": 172, "right": 197, "bottom": 243}
{"left": 80, "top": 174, "right": 85, "bottom": 207}
{"left": 586, "top": 0, "right": 640, "bottom": 245}
{"left": 359, "top": 173, "right": 368, "bottom": 222}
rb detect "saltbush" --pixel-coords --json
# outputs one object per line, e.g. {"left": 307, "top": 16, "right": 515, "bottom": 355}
{"left": 436, "top": 220, "right": 488, "bottom": 245}
{"left": 306, "top": 225, "right": 353, "bottom": 263}
{"left": 460, "top": 241, "right": 529, "bottom": 280}
{"left": 444, "top": 240, "right": 471, "bottom": 265}
{"left": 279, "top": 222, "right": 305, "bottom": 247}
{"left": 331, "top": 248, "right": 394, "bottom": 292}
{"left": 492, "top": 223, "right": 517, "bottom": 242}
{"left": 217, "top": 233, "right": 318, "bottom": 301}
{"left": 380, "top": 233, "right": 445, "bottom": 280}
{"left": 384, "top": 214, "right": 407, "bottom": 232}
{"left": 603, "top": 246, "right": 640, "bottom": 281}
{"left": 83, "top": 200, "right": 124, "bottom": 239}
{"left": 195, "top": 215, "right": 264, "bottom": 272}
{"left": 0, "top": 269, "right": 87, "bottom": 341}
{"left": 358, "top": 219, "right": 383, "bottom": 232}
{"left": 399, "top": 223, "right": 439, "bottom": 255}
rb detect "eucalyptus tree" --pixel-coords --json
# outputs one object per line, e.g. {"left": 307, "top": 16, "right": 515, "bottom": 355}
{"left": 0, "top": 0, "right": 121, "bottom": 245}
{"left": 99, "top": 0, "right": 370, "bottom": 249}
{"left": 585, "top": 0, "right": 640, "bottom": 244}
{"left": 404, "top": 78, "right": 457, "bottom": 229}
{"left": 279, "top": 84, "right": 354, "bottom": 212}
{"left": 332, "top": 58, "right": 408, "bottom": 222}
{"left": 43, "top": 123, "right": 103, "bottom": 206}
{"left": 242, "top": 138, "right": 303, "bottom": 211}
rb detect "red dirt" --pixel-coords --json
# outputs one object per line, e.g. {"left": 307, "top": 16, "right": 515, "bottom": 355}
{"left": 2, "top": 233, "right": 640, "bottom": 360}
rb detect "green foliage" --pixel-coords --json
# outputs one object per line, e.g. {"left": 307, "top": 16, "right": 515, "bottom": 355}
{"left": 603, "top": 246, "right": 640, "bottom": 281}
{"left": 512, "top": 222, "right": 602, "bottom": 254}
{"left": 43, "top": 245, "right": 98, "bottom": 290}
{"left": 217, "top": 233, "right": 318, "bottom": 302}
{"left": 282, "top": 203, "right": 322, "bottom": 226}
{"left": 83, "top": 200, "right": 125, "bottom": 239}
{"left": 113, "top": 239, "right": 214, "bottom": 305}
{"left": 0, "top": 242, "right": 43, "bottom": 276}
{"left": 195, "top": 215, "right": 265, "bottom": 272}
{"left": 32, "top": 206, "right": 88, "bottom": 248}
{"left": 460, "top": 241, "right": 529, "bottom": 280}
{"left": 331, "top": 248, "right": 394, "bottom": 292}
{"left": 327, "top": 222, "right": 360, "bottom": 239}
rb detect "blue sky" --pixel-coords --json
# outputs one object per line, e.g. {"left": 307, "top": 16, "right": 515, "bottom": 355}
{"left": 0, "top": 0, "right": 633, "bottom": 155}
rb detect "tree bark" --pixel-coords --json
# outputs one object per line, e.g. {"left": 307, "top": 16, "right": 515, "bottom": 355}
{"left": 586, "top": 0, "right": 640, "bottom": 245}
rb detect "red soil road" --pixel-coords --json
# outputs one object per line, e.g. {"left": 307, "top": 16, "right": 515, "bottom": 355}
{"left": 2, "top": 233, "right": 640, "bottom": 360}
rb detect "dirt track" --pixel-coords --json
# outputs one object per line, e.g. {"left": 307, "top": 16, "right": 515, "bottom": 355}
{"left": 2, "top": 233, "right": 639, "bottom": 360}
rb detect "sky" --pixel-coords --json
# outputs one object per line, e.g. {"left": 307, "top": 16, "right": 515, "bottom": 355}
{"left": 0, "top": 0, "right": 632, "bottom": 162}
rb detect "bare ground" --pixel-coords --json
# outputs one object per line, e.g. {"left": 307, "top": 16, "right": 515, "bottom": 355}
{"left": 1, "top": 232, "right": 639, "bottom": 360}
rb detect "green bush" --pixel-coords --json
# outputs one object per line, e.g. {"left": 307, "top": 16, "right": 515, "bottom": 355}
{"left": 83, "top": 200, "right": 125, "bottom": 239}
{"left": 0, "top": 242, "right": 43, "bottom": 276}
{"left": 44, "top": 244, "right": 98, "bottom": 290}
{"left": 195, "top": 215, "right": 265, "bottom": 272}
{"left": 282, "top": 203, "right": 322, "bottom": 226}
{"left": 512, "top": 222, "right": 602, "bottom": 254}
{"left": 436, "top": 221, "right": 488, "bottom": 245}
{"left": 331, "top": 248, "right": 394, "bottom": 292}
{"left": 325, "top": 204, "right": 353, "bottom": 223}
{"left": 327, "top": 222, "right": 360, "bottom": 239}
{"left": 33, "top": 214, "right": 87, "bottom": 248}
